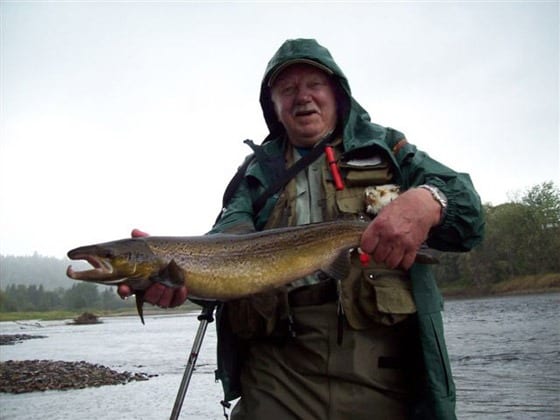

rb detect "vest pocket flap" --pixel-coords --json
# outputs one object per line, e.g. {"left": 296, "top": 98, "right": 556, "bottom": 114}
{"left": 342, "top": 166, "right": 393, "bottom": 186}
{"left": 362, "top": 270, "right": 417, "bottom": 315}
{"left": 335, "top": 187, "right": 367, "bottom": 213}
{"left": 338, "top": 155, "right": 393, "bottom": 186}
{"left": 370, "top": 277, "right": 417, "bottom": 315}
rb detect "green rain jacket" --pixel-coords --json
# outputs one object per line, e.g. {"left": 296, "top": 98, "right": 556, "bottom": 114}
{"left": 211, "top": 39, "right": 485, "bottom": 419}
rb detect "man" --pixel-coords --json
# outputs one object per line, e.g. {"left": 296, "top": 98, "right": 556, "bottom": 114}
{"left": 120, "top": 39, "right": 484, "bottom": 419}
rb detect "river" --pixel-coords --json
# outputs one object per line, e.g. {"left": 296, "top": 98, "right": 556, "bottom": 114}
{"left": 1, "top": 293, "right": 558, "bottom": 419}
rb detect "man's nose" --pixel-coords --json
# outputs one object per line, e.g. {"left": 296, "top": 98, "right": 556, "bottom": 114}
{"left": 294, "top": 86, "right": 312, "bottom": 102}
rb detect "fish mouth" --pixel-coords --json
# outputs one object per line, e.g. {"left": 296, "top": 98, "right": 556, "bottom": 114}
{"left": 66, "top": 254, "right": 123, "bottom": 283}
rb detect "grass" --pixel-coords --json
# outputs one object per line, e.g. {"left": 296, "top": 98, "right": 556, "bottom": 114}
{"left": 0, "top": 310, "right": 80, "bottom": 322}
{"left": 0, "top": 304, "right": 198, "bottom": 323}
{"left": 441, "top": 272, "right": 560, "bottom": 298}
{"left": 489, "top": 273, "right": 560, "bottom": 294}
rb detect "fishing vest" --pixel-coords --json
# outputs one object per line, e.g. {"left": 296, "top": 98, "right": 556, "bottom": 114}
{"left": 226, "top": 143, "right": 417, "bottom": 339}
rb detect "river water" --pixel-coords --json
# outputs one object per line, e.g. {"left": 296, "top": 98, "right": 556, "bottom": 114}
{"left": 1, "top": 293, "right": 558, "bottom": 420}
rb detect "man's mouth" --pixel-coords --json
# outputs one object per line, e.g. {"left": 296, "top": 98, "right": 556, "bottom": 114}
{"left": 294, "top": 109, "right": 318, "bottom": 117}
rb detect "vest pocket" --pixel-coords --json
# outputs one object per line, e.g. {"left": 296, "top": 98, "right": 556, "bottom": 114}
{"left": 368, "top": 271, "right": 417, "bottom": 315}
{"left": 332, "top": 164, "right": 394, "bottom": 215}
{"left": 342, "top": 263, "right": 417, "bottom": 329}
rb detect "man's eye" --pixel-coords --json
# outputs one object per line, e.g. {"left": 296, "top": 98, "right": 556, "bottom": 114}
{"left": 281, "top": 86, "right": 296, "bottom": 96}
{"left": 309, "top": 80, "right": 325, "bottom": 89}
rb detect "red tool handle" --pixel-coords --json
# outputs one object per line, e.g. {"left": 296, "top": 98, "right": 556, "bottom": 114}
{"left": 325, "top": 146, "right": 344, "bottom": 190}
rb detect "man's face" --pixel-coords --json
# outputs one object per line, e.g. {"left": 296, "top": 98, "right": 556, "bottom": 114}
{"left": 270, "top": 64, "right": 337, "bottom": 148}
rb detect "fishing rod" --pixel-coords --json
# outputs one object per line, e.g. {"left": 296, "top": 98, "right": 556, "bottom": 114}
{"left": 170, "top": 301, "right": 217, "bottom": 420}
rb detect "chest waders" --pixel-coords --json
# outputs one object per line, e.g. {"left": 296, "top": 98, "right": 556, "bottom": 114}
{"left": 224, "top": 141, "right": 424, "bottom": 420}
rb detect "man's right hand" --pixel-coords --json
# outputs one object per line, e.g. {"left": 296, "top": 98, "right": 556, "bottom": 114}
{"left": 116, "top": 228, "right": 189, "bottom": 308}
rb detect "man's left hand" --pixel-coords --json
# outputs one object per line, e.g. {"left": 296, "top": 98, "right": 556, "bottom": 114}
{"left": 360, "top": 187, "right": 442, "bottom": 270}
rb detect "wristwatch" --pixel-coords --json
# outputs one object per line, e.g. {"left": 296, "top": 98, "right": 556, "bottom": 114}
{"left": 418, "top": 184, "right": 448, "bottom": 224}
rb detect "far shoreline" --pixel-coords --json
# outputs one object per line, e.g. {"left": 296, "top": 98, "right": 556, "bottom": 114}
{"left": 1, "top": 274, "right": 558, "bottom": 322}
{"left": 440, "top": 272, "right": 560, "bottom": 300}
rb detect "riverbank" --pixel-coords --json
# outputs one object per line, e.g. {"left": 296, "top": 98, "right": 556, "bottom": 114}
{"left": 441, "top": 272, "right": 560, "bottom": 299}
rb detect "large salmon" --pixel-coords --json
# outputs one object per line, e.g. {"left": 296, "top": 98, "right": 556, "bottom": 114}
{"left": 66, "top": 220, "right": 435, "bottom": 322}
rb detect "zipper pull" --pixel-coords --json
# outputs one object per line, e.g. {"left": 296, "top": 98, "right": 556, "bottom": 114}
{"left": 336, "top": 279, "right": 345, "bottom": 345}
{"left": 284, "top": 292, "right": 297, "bottom": 338}
{"left": 287, "top": 311, "right": 296, "bottom": 338}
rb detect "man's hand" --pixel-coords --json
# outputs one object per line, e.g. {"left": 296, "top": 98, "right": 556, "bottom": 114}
{"left": 360, "top": 188, "right": 442, "bottom": 270}
{"left": 116, "top": 228, "right": 189, "bottom": 308}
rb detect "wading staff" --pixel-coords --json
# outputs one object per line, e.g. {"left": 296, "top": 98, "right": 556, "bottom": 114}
{"left": 170, "top": 301, "right": 217, "bottom": 420}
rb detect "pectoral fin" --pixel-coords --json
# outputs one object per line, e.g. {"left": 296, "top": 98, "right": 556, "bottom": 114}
{"left": 154, "top": 259, "right": 185, "bottom": 287}
{"left": 321, "top": 249, "right": 352, "bottom": 281}
{"left": 135, "top": 290, "right": 146, "bottom": 325}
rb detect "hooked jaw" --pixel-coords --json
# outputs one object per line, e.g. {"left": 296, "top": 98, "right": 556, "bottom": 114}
{"left": 66, "top": 252, "right": 128, "bottom": 284}
{"left": 66, "top": 243, "right": 155, "bottom": 325}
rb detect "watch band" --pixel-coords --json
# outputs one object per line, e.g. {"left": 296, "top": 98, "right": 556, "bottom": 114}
{"left": 418, "top": 184, "right": 448, "bottom": 224}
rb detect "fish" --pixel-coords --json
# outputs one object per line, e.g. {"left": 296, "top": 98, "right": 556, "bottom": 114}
{"left": 66, "top": 219, "right": 437, "bottom": 323}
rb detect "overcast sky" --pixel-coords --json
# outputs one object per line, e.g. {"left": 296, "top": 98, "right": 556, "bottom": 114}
{"left": 0, "top": 1, "right": 558, "bottom": 258}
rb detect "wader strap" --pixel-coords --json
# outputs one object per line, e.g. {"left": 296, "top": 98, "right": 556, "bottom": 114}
{"left": 250, "top": 131, "right": 336, "bottom": 215}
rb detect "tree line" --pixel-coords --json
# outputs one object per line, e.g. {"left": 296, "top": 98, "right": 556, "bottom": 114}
{"left": 1, "top": 181, "right": 558, "bottom": 312}
{"left": 0, "top": 283, "right": 133, "bottom": 312}
{"left": 432, "top": 181, "right": 560, "bottom": 288}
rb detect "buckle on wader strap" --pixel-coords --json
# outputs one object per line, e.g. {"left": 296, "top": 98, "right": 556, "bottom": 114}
{"left": 286, "top": 279, "right": 344, "bottom": 343}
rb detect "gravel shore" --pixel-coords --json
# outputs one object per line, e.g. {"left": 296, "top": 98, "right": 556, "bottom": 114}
{"left": 0, "top": 334, "right": 155, "bottom": 394}
{"left": 0, "top": 334, "right": 47, "bottom": 345}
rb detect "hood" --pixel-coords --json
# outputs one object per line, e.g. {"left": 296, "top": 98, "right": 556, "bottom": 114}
{"left": 259, "top": 38, "right": 392, "bottom": 152}
{"left": 259, "top": 38, "right": 350, "bottom": 138}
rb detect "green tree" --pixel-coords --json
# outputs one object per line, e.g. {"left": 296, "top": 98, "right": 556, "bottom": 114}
{"left": 64, "top": 283, "right": 100, "bottom": 310}
{"left": 0, "top": 289, "right": 15, "bottom": 311}
{"left": 41, "top": 287, "right": 64, "bottom": 310}
{"left": 517, "top": 181, "right": 560, "bottom": 273}
{"left": 100, "top": 288, "right": 130, "bottom": 310}
{"left": 434, "top": 181, "right": 559, "bottom": 289}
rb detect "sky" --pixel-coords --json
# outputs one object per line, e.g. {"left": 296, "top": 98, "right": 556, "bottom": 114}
{"left": 0, "top": 1, "right": 558, "bottom": 258}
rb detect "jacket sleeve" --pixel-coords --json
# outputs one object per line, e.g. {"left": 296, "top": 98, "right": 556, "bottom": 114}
{"left": 209, "top": 176, "right": 257, "bottom": 234}
{"left": 394, "top": 141, "right": 485, "bottom": 252}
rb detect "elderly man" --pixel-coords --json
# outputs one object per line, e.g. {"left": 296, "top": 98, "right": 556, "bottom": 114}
{"left": 120, "top": 39, "right": 484, "bottom": 419}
